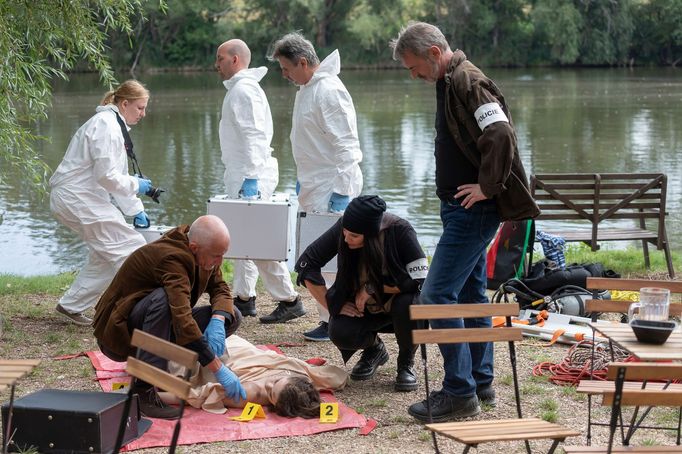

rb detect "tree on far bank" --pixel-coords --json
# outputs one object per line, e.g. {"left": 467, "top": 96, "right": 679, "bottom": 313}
{"left": 0, "top": 0, "right": 161, "bottom": 188}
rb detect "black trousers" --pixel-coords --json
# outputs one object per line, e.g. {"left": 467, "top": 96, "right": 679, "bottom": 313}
{"left": 328, "top": 292, "right": 418, "bottom": 365}
{"left": 99, "top": 287, "right": 241, "bottom": 374}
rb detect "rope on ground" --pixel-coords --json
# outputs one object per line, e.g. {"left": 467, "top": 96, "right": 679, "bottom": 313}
{"left": 532, "top": 339, "right": 633, "bottom": 386}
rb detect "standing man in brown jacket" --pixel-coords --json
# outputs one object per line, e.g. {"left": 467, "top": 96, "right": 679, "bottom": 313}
{"left": 390, "top": 22, "right": 539, "bottom": 423}
{"left": 94, "top": 215, "right": 246, "bottom": 419}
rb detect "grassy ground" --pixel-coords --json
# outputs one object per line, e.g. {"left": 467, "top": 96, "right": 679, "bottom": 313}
{"left": 0, "top": 247, "right": 680, "bottom": 453}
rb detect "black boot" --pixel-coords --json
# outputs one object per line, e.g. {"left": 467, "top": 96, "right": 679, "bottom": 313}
{"left": 134, "top": 385, "right": 181, "bottom": 420}
{"left": 350, "top": 338, "right": 389, "bottom": 381}
{"left": 395, "top": 349, "right": 418, "bottom": 392}
{"left": 395, "top": 363, "right": 418, "bottom": 392}
{"left": 259, "top": 297, "right": 306, "bottom": 324}
{"left": 234, "top": 296, "right": 256, "bottom": 317}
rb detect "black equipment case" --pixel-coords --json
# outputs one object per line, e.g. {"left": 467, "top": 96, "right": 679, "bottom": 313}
{"left": 2, "top": 389, "right": 150, "bottom": 453}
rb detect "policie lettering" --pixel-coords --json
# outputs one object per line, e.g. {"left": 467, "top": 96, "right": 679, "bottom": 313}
{"left": 474, "top": 102, "right": 509, "bottom": 131}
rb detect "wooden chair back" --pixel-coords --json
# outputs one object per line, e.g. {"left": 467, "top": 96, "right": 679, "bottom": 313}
{"left": 113, "top": 329, "right": 198, "bottom": 454}
{"left": 585, "top": 277, "right": 682, "bottom": 318}
{"left": 126, "top": 330, "right": 197, "bottom": 401}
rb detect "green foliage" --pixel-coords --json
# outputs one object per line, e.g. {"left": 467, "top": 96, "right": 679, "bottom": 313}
{"left": 0, "top": 273, "right": 75, "bottom": 296}
{"left": 631, "top": 0, "right": 682, "bottom": 65}
{"left": 531, "top": 0, "right": 582, "bottom": 64}
{"left": 564, "top": 243, "right": 680, "bottom": 277}
{"left": 0, "top": 0, "right": 158, "bottom": 187}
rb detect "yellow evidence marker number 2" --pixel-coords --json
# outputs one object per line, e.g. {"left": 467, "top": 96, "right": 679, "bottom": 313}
{"left": 319, "top": 402, "right": 338, "bottom": 423}
{"left": 230, "top": 402, "right": 266, "bottom": 422}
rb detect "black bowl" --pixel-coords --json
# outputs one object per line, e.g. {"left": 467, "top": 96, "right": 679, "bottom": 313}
{"left": 630, "top": 319, "right": 677, "bottom": 345}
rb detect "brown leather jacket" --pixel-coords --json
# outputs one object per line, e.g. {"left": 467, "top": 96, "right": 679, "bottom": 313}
{"left": 444, "top": 50, "right": 540, "bottom": 221}
{"left": 93, "top": 225, "right": 233, "bottom": 358}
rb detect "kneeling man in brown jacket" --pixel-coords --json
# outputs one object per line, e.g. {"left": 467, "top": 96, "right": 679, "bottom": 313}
{"left": 94, "top": 214, "right": 246, "bottom": 419}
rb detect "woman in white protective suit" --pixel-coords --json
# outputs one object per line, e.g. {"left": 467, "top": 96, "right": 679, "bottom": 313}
{"left": 49, "top": 80, "right": 154, "bottom": 325}
{"left": 266, "top": 32, "right": 363, "bottom": 340}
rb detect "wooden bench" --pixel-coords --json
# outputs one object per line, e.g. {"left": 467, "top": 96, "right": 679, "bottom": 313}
{"left": 530, "top": 173, "right": 674, "bottom": 278}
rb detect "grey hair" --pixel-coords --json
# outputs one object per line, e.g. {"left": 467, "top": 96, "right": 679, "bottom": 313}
{"left": 389, "top": 21, "right": 450, "bottom": 61}
{"left": 266, "top": 31, "right": 320, "bottom": 67}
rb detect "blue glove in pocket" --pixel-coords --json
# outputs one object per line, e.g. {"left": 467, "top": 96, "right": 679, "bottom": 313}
{"left": 214, "top": 364, "right": 247, "bottom": 402}
{"left": 329, "top": 192, "right": 350, "bottom": 213}
{"left": 203, "top": 317, "right": 226, "bottom": 357}
{"left": 136, "top": 176, "right": 153, "bottom": 196}
{"left": 295, "top": 180, "right": 300, "bottom": 195}
{"left": 238, "top": 178, "right": 259, "bottom": 199}
{"left": 133, "top": 211, "right": 150, "bottom": 229}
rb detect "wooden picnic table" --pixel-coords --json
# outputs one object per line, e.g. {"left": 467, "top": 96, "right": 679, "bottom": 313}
{"left": 588, "top": 322, "right": 682, "bottom": 361}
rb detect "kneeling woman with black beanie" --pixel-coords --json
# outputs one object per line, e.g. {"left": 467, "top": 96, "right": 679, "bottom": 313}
{"left": 295, "top": 195, "right": 429, "bottom": 391}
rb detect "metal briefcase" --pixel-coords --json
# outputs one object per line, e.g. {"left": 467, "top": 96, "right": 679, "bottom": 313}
{"left": 207, "top": 193, "right": 297, "bottom": 261}
{"left": 1, "top": 389, "right": 149, "bottom": 454}
{"left": 296, "top": 211, "right": 342, "bottom": 273}
{"left": 133, "top": 225, "right": 173, "bottom": 243}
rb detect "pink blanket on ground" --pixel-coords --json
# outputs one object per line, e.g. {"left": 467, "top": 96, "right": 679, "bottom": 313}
{"left": 86, "top": 349, "right": 369, "bottom": 451}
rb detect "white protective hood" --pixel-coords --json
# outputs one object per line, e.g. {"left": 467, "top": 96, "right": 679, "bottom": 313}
{"left": 290, "top": 50, "right": 363, "bottom": 212}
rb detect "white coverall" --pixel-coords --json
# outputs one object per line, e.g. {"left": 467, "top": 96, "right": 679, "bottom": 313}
{"left": 219, "top": 66, "right": 298, "bottom": 302}
{"left": 49, "top": 104, "right": 147, "bottom": 314}
{"left": 291, "top": 49, "right": 363, "bottom": 213}
{"left": 291, "top": 49, "right": 363, "bottom": 322}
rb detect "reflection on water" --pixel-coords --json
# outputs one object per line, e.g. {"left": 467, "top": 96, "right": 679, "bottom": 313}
{"left": 1, "top": 68, "right": 681, "bottom": 276}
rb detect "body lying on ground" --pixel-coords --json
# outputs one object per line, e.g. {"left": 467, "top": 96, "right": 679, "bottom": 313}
{"left": 163, "top": 334, "right": 349, "bottom": 418}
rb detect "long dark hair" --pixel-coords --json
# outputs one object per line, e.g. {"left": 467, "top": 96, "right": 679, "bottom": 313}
{"left": 272, "top": 376, "right": 320, "bottom": 419}
{"left": 335, "top": 230, "right": 384, "bottom": 299}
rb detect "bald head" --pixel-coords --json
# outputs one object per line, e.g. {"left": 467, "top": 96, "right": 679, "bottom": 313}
{"left": 188, "top": 215, "right": 230, "bottom": 270}
{"left": 215, "top": 39, "right": 251, "bottom": 80}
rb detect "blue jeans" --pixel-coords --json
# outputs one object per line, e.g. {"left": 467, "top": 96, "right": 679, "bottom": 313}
{"left": 421, "top": 198, "right": 500, "bottom": 397}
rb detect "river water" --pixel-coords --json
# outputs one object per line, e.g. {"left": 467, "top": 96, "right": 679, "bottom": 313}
{"left": 0, "top": 68, "right": 680, "bottom": 276}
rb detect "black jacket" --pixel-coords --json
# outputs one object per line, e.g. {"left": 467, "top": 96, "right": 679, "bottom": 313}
{"left": 444, "top": 50, "right": 540, "bottom": 221}
{"left": 295, "top": 213, "right": 428, "bottom": 317}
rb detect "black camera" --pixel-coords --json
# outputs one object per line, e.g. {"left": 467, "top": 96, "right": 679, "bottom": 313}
{"left": 145, "top": 186, "right": 165, "bottom": 203}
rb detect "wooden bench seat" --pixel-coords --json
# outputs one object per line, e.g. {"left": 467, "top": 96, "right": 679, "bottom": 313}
{"left": 530, "top": 173, "right": 674, "bottom": 277}
{"left": 426, "top": 417, "right": 580, "bottom": 444}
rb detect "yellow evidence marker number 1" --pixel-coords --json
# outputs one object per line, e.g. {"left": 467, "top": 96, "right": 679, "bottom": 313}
{"left": 319, "top": 402, "right": 338, "bottom": 423}
{"left": 230, "top": 402, "right": 266, "bottom": 422}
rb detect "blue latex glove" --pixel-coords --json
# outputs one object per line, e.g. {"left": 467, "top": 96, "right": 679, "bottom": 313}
{"left": 203, "top": 316, "right": 226, "bottom": 357}
{"left": 329, "top": 192, "right": 350, "bottom": 213}
{"left": 295, "top": 180, "right": 300, "bottom": 195}
{"left": 136, "top": 176, "right": 153, "bottom": 196}
{"left": 239, "top": 178, "right": 259, "bottom": 199}
{"left": 214, "top": 364, "right": 246, "bottom": 402}
{"left": 133, "top": 211, "right": 150, "bottom": 228}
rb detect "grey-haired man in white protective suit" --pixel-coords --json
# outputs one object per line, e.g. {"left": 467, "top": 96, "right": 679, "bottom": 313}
{"left": 215, "top": 39, "right": 304, "bottom": 324}
{"left": 267, "top": 32, "right": 363, "bottom": 341}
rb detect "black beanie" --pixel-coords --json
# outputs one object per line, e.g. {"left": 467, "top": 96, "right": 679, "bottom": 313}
{"left": 342, "top": 195, "right": 387, "bottom": 236}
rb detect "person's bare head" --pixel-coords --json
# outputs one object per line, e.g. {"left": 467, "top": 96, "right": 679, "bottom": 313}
{"left": 215, "top": 39, "right": 251, "bottom": 81}
{"left": 188, "top": 215, "right": 230, "bottom": 271}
